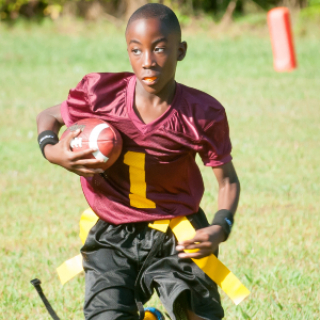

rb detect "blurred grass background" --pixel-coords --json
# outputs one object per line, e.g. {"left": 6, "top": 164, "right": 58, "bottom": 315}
{"left": 0, "top": 15, "right": 320, "bottom": 320}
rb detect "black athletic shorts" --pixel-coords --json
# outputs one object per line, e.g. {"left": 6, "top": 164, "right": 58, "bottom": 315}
{"left": 81, "top": 209, "right": 224, "bottom": 320}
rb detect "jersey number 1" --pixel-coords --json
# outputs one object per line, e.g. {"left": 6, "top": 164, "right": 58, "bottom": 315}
{"left": 123, "top": 151, "right": 156, "bottom": 209}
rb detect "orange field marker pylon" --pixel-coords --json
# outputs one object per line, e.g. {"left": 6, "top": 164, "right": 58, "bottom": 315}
{"left": 267, "top": 7, "right": 297, "bottom": 72}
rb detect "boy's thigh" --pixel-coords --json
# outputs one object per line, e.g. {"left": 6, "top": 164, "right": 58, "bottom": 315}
{"left": 144, "top": 243, "right": 224, "bottom": 320}
{"left": 84, "top": 270, "right": 138, "bottom": 320}
{"left": 82, "top": 245, "right": 140, "bottom": 320}
{"left": 81, "top": 221, "right": 140, "bottom": 320}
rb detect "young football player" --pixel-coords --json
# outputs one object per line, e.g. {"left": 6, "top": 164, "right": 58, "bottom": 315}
{"left": 36, "top": 3, "right": 240, "bottom": 320}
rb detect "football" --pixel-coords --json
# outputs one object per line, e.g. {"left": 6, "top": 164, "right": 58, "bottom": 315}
{"left": 60, "top": 118, "right": 123, "bottom": 171}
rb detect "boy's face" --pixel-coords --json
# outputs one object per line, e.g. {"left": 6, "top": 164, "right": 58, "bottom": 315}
{"left": 126, "top": 17, "right": 186, "bottom": 95}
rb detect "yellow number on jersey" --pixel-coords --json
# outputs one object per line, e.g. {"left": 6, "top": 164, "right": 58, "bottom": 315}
{"left": 123, "top": 151, "right": 156, "bottom": 209}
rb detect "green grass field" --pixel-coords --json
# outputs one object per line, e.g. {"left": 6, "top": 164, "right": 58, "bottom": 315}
{"left": 1, "top": 20, "right": 319, "bottom": 319}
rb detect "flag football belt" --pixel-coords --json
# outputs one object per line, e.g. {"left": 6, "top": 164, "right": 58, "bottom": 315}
{"left": 57, "top": 208, "right": 250, "bottom": 305}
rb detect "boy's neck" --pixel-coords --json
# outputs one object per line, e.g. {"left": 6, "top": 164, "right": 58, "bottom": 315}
{"left": 134, "top": 79, "right": 176, "bottom": 125}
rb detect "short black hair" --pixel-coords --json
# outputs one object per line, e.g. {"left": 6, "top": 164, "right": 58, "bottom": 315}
{"left": 126, "top": 3, "right": 181, "bottom": 41}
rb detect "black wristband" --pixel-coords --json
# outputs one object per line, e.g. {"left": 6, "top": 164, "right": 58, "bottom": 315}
{"left": 211, "top": 209, "right": 234, "bottom": 240}
{"left": 38, "top": 130, "right": 59, "bottom": 159}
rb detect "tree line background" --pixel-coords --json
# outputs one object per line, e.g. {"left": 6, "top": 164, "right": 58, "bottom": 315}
{"left": 1, "top": 0, "right": 318, "bottom": 23}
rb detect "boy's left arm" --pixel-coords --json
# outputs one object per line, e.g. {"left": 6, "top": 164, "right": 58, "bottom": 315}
{"left": 176, "top": 161, "right": 240, "bottom": 259}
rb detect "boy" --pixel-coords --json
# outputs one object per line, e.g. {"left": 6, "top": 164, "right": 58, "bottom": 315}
{"left": 36, "top": 3, "right": 240, "bottom": 320}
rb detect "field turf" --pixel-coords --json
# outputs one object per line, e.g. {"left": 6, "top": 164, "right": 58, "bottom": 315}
{"left": 0, "top": 20, "right": 319, "bottom": 319}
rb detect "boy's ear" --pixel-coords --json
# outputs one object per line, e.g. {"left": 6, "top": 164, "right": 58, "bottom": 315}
{"left": 177, "top": 41, "right": 187, "bottom": 61}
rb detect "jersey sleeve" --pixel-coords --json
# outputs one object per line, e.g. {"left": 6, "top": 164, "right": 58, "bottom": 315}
{"left": 60, "top": 72, "right": 132, "bottom": 127}
{"left": 60, "top": 75, "right": 93, "bottom": 127}
{"left": 198, "top": 107, "right": 232, "bottom": 167}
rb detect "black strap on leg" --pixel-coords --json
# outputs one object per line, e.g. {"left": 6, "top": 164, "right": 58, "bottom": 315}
{"left": 30, "top": 278, "right": 61, "bottom": 320}
{"left": 134, "top": 231, "right": 167, "bottom": 320}
{"left": 135, "top": 299, "right": 145, "bottom": 320}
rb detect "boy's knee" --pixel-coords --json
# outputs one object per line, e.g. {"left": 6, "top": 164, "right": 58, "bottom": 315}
{"left": 84, "top": 310, "right": 138, "bottom": 320}
{"left": 173, "top": 291, "right": 222, "bottom": 320}
{"left": 84, "top": 303, "right": 139, "bottom": 320}
{"left": 186, "top": 310, "right": 216, "bottom": 320}
{"left": 84, "top": 285, "right": 139, "bottom": 320}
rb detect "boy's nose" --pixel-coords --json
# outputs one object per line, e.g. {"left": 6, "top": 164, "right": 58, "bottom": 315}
{"left": 142, "top": 51, "right": 156, "bottom": 68}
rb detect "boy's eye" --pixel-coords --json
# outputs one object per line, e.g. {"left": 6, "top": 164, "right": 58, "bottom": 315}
{"left": 155, "top": 47, "right": 165, "bottom": 53}
{"left": 132, "top": 49, "right": 141, "bottom": 55}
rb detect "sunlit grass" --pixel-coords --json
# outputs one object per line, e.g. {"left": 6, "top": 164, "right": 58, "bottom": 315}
{"left": 1, "top": 20, "right": 319, "bottom": 319}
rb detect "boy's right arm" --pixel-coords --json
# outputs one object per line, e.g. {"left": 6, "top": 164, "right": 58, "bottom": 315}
{"left": 36, "top": 104, "right": 104, "bottom": 177}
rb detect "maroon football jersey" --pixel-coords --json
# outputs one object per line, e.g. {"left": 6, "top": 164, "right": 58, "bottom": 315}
{"left": 61, "top": 73, "right": 232, "bottom": 224}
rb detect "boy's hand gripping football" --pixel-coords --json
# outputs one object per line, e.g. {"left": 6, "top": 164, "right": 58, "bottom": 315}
{"left": 176, "top": 225, "right": 226, "bottom": 259}
{"left": 44, "top": 129, "right": 104, "bottom": 177}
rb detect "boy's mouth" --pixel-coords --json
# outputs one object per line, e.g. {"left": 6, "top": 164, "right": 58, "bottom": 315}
{"left": 142, "top": 77, "right": 158, "bottom": 84}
